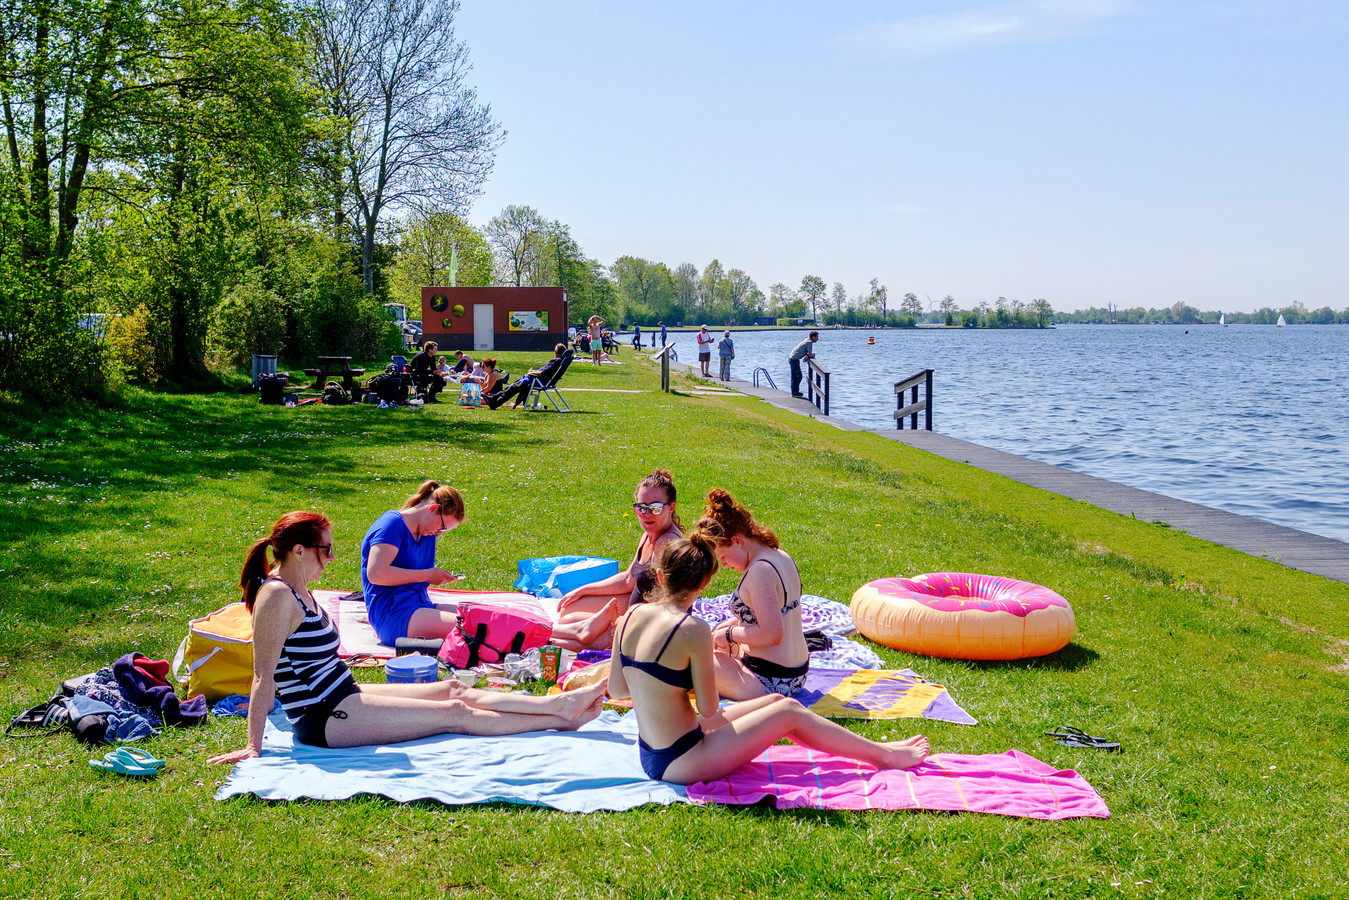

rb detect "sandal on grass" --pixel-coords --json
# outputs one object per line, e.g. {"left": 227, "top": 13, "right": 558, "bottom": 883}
{"left": 89, "top": 748, "right": 161, "bottom": 777}
{"left": 1044, "top": 725, "right": 1122, "bottom": 752}
{"left": 112, "top": 747, "right": 166, "bottom": 770}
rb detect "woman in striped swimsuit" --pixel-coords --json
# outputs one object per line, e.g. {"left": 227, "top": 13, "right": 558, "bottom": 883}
{"left": 208, "top": 512, "right": 607, "bottom": 763}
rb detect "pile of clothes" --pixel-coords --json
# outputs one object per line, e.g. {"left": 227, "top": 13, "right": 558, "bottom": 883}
{"left": 9, "top": 652, "right": 208, "bottom": 745}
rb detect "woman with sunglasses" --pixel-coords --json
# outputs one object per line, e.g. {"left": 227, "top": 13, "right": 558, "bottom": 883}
{"left": 361, "top": 481, "right": 616, "bottom": 648}
{"left": 208, "top": 510, "right": 608, "bottom": 763}
{"left": 553, "top": 470, "right": 684, "bottom": 650}
{"left": 697, "top": 489, "right": 811, "bottom": 700}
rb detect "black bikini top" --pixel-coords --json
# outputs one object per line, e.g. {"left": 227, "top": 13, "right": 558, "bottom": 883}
{"left": 618, "top": 610, "right": 694, "bottom": 690}
{"left": 728, "top": 559, "right": 799, "bottom": 627}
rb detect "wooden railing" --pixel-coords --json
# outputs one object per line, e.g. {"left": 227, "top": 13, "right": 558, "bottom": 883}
{"left": 806, "top": 358, "right": 830, "bottom": 416}
{"left": 894, "top": 369, "right": 933, "bottom": 430}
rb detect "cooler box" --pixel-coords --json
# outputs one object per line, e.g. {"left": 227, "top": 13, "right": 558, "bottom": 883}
{"left": 385, "top": 654, "right": 439, "bottom": 684}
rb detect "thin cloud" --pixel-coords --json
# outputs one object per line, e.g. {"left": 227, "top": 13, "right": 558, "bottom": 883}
{"left": 838, "top": 1, "right": 1130, "bottom": 55}
{"left": 886, "top": 204, "right": 924, "bottom": 216}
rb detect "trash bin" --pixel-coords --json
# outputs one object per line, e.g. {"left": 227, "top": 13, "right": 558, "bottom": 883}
{"left": 252, "top": 354, "right": 278, "bottom": 388}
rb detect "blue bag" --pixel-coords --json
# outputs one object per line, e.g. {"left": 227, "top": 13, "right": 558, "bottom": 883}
{"left": 513, "top": 556, "right": 621, "bottom": 598}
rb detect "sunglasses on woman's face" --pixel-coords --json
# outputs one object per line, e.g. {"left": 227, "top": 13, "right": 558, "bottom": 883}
{"left": 633, "top": 502, "right": 668, "bottom": 515}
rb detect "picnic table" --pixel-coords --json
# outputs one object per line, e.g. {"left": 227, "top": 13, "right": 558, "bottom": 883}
{"left": 305, "top": 356, "right": 366, "bottom": 392}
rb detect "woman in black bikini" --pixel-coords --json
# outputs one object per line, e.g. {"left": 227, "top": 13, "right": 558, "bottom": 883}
{"left": 695, "top": 489, "right": 811, "bottom": 700}
{"left": 208, "top": 511, "right": 607, "bottom": 764}
{"left": 609, "top": 535, "right": 930, "bottom": 784}
{"left": 553, "top": 470, "right": 684, "bottom": 650}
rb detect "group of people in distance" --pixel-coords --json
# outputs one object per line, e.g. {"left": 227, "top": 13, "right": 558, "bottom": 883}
{"left": 209, "top": 471, "right": 929, "bottom": 784}
{"left": 406, "top": 340, "right": 565, "bottom": 410}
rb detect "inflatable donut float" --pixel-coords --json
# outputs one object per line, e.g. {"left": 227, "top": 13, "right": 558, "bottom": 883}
{"left": 851, "top": 573, "right": 1075, "bottom": 660}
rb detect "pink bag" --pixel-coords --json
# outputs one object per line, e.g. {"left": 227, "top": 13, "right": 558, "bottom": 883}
{"left": 438, "top": 602, "right": 553, "bottom": 668}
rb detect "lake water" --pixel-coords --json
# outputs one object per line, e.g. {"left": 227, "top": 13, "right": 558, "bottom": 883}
{"left": 655, "top": 325, "right": 1349, "bottom": 544}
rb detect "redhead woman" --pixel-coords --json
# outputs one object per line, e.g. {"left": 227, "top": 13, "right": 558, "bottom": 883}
{"left": 207, "top": 512, "right": 607, "bottom": 763}
{"left": 360, "top": 481, "right": 616, "bottom": 648}
{"left": 608, "top": 535, "right": 929, "bottom": 784}
{"left": 697, "top": 489, "right": 810, "bottom": 700}
{"left": 553, "top": 470, "right": 684, "bottom": 651}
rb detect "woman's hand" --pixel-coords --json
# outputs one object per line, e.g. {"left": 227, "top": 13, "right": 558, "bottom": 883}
{"left": 425, "top": 567, "right": 458, "bottom": 585}
{"left": 208, "top": 747, "right": 259, "bottom": 765}
{"left": 712, "top": 620, "right": 737, "bottom": 654}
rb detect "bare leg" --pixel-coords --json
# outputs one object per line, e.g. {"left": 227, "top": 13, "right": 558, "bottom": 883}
{"left": 325, "top": 680, "right": 607, "bottom": 748}
{"left": 712, "top": 650, "right": 766, "bottom": 701}
{"left": 664, "top": 695, "right": 929, "bottom": 785}
{"left": 406, "top": 606, "right": 459, "bottom": 640}
{"left": 357, "top": 675, "right": 608, "bottom": 719}
{"left": 551, "top": 600, "right": 619, "bottom": 651}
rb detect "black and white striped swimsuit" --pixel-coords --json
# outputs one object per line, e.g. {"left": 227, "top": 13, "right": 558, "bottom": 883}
{"left": 271, "top": 579, "right": 360, "bottom": 726}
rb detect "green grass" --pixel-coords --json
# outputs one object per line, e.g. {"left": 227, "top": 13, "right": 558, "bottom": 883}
{"left": 2, "top": 353, "right": 1347, "bottom": 898}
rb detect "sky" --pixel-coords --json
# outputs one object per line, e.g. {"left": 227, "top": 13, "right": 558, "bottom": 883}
{"left": 454, "top": 1, "right": 1348, "bottom": 314}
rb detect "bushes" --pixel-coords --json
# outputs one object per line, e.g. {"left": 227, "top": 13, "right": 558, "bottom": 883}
{"left": 105, "top": 306, "right": 160, "bottom": 385}
{"left": 206, "top": 282, "right": 285, "bottom": 369}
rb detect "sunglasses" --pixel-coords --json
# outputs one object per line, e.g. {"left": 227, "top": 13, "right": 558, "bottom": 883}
{"left": 312, "top": 543, "right": 334, "bottom": 558}
{"left": 633, "top": 502, "right": 669, "bottom": 515}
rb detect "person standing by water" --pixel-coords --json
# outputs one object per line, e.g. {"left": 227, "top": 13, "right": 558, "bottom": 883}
{"left": 658, "top": 322, "right": 667, "bottom": 347}
{"left": 717, "top": 330, "right": 735, "bottom": 381}
{"left": 632, "top": 323, "right": 642, "bottom": 350}
{"left": 788, "top": 331, "right": 818, "bottom": 398}
{"left": 696, "top": 325, "right": 714, "bottom": 377}
{"left": 587, "top": 315, "right": 605, "bottom": 366}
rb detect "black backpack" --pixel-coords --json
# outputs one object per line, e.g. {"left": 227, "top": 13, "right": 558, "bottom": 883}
{"left": 258, "top": 373, "right": 287, "bottom": 405}
{"left": 322, "top": 381, "right": 350, "bottom": 405}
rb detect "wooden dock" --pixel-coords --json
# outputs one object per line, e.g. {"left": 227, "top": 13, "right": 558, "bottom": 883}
{"left": 680, "top": 360, "right": 1349, "bottom": 584}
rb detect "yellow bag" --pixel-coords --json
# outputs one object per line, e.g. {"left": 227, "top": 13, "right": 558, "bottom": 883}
{"left": 172, "top": 602, "right": 255, "bottom": 702}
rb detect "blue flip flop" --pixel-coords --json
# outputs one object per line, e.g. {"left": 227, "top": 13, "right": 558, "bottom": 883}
{"left": 89, "top": 749, "right": 160, "bottom": 777}
{"left": 112, "top": 747, "right": 166, "bottom": 770}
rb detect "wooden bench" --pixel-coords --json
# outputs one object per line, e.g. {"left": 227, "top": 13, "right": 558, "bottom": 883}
{"left": 307, "top": 356, "right": 366, "bottom": 391}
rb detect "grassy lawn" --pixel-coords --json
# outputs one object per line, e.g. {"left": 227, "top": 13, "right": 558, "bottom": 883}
{"left": 1, "top": 350, "right": 1346, "bottom": 898}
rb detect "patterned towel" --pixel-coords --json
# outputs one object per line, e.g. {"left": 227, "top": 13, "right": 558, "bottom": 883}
{"left": 801, "top": 668, "right": 976, "bottom": 724}
{"left": 692, "top": 593, "right": 885, "bottom": 669}
{"left": 686, "top": 748, "right": 1110, "bottom": 819}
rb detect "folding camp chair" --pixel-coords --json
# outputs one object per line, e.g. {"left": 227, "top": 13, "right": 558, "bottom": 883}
{"left": 522, "top": 349, "right": 574, "bottom": 412}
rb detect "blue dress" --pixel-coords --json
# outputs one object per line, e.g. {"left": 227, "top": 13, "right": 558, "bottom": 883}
{"left": 360, "top": 510, "right": 437, "bottom": 644}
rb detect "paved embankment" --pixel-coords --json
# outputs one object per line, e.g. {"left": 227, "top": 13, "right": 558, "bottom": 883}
{"left": 665, "top": 356, "right": 1349, "bottom": 584}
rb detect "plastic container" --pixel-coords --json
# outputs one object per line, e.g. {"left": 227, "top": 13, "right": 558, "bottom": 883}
{"left": 385, "top": 653, "right": 439, "bottom": 684}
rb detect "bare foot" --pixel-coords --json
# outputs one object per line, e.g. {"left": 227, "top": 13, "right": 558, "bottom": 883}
{"left": 554, "top": 678, "right": 609, "bottom": 723}
{"left": 882, "top": 735, "right": 930, "bottom": 769}
{"left": 574, "top": 600, "right": 619, "bottom": 647}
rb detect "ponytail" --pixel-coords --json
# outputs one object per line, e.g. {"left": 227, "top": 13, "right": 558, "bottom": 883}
{"left": 649, "top": 535, "right": 719, "bottom": 604}
{"left": 694, "top": 488, "right": 778, "bottom": 549}
{"left": 401, "top": 480, "right": 466, "bottom": 521}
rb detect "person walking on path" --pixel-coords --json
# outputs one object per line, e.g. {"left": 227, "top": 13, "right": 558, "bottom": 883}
{"left": 788, "top": 331, "right": 818, "bottom": 397}
{"left": 717, "top": 330, "right": 735, "bottom": 381}
{"left": 696, "top": 325, "right": 714, "bottom": 377}
{"left": 632, "top": 323, "right": 642, "bottom": 350}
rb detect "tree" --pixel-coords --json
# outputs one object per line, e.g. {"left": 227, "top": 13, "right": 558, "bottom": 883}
{"left": 672, "top": 262, "right": 698, "bottom": 320}
{"left": 312, "top": 0, "right": 503, "bottom": 295}
{"left": 484, "top": 204, "right": 548, "bottom": 286}
{"left": 612, "top": 256, "right": 674, "bottom": 323}
{"left": 699, "top": 259, "right": 725, "bottom": 319}
{"left": 939, "top": 294, "right": 958, "bottom": 321}
{"left": 725, "top": 268, "right": 758, "bottom": 322}
{"left": 1030, "top": 298, "right": 1054, "bottom": 328}
{"left": 799, "top": 275, "right": 826, "bottom": 323}
{"left": 388, "top": 212, "right": 492, "bottom": 308}
{"left": 830, "top": 282, "right": 847, "bottom": 317}
{"left": 901, "top": 292, "right": 923, "bottom": 319}
{"left": 868, "top": 279, "right": 888, "bottom": 322}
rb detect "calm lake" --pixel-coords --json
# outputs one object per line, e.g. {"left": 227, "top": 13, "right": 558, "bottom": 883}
{"left": 656, "top": 325, "right": 1349, "bottom": 544}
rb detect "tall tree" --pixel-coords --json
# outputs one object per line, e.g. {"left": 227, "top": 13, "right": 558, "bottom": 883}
{"left": 830, "top": 281, "right": 847, "bottom": 317}
{"left": 901, "top": 292, "right": 923, "bottom": 319}
{"left": 868, "top": 278, "right": 888, "bottom": 320}
{"left": 311, "top": 0, "right": 503, "bottom": 295}
{"left": 389, "top": 212, "right": 492, "bottom": 307}
{"left": 725, "top": 268, "right": 757, "bottom": 322}
{"left": 699, "top": 259, "right": 724, "bottom": 319}
{"left": 671, "top": 262, "right": 698, "bottom": 320}
{"left": 799, "top": 274, "right": 826, "bottom": 323}
{"left": 484, "top": 204, "right": 548, "bottom": 286}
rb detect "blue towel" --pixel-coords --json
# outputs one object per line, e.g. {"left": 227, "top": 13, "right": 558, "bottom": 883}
{"left": 216, "top": 709, "right": 687, "bottom": 812}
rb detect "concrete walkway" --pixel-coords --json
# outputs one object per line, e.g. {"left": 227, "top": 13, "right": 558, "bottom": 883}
{"left": 662, "top": 355, "right": 1349, "bottom": 584}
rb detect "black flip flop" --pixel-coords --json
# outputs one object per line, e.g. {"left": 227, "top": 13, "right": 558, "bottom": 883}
{"left": 1044, "top": 725, "right": 1122, "bottom": 752}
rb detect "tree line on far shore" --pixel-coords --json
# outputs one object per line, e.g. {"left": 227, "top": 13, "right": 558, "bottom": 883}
{"left": 1056, "top": 301, "right": 1349, "bottom": 326}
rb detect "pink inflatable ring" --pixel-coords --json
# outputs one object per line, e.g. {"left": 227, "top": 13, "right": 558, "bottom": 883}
{"left": 850, "top": 573, "right": 1075, "bottom": 660}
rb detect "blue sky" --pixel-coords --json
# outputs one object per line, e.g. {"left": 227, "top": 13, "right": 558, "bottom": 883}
{"left": 456, "top": 2, "right": 1347, "bottom": 314}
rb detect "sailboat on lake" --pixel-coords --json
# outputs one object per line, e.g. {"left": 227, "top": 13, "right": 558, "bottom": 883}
{"left": 1277, "top": 314, "right": 1286, "bottom": 327}
{"left": 1220, "top": 313, "right": 1226, "bottom": 327}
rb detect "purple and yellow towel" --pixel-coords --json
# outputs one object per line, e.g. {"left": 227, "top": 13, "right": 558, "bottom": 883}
{"left": 801, "top": 667, "right": 977, "bottom": 725}
{"left": 687, "top": 747, "right": 1110, "bottom": 819}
